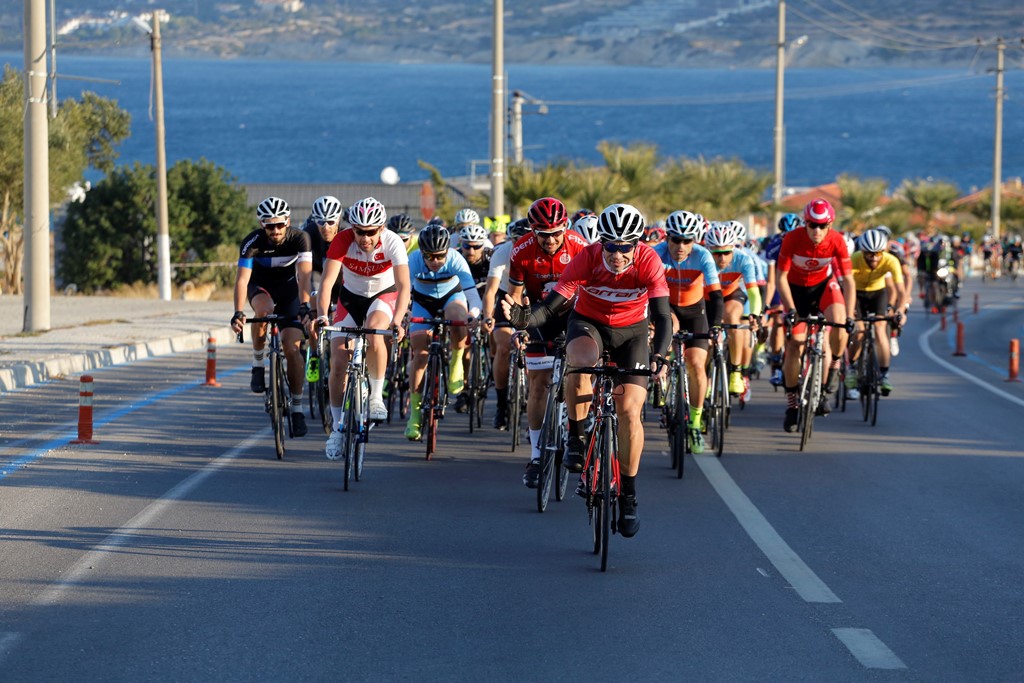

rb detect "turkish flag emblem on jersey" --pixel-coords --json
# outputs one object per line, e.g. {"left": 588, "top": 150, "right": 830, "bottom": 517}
{"left": 804, "top": 258, "right": 820, "bottom": 268}
{"left": 374, "top": 252, "right": 385, "bottom": 261}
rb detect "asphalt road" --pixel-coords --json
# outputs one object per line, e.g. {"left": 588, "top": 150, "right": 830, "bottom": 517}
{"left": 1, "top": 283, "right": 1022, "bottom": 681}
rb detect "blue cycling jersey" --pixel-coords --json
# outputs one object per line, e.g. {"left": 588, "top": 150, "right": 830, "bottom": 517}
{"left": 408, "top": 248, "right": 482, "bottom": 312}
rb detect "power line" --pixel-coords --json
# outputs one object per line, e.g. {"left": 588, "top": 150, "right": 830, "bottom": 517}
{"left": 790, "top": 2, "right": 983, "bottom": 52}
{"left": 798, "top": 0, "right": 979, "bottom": 50}
{"left": 541, "top": 73, "right": 985, "bottom": 108}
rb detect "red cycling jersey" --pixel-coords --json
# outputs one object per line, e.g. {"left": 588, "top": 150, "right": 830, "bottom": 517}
{"left": 553, "top": 242, "right": 669, "bottom": 327}
{"left": 508, "top": 231, "right": 589, "bottom": 302}
{"left": 776, "top": 228, "right": 852, "bottom": 287}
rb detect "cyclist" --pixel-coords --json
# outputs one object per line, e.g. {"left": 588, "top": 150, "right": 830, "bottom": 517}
{"left": 404, "top": 225, "right": 482, "bottom": 440}
{"left": 643, "top": 223, "right": 666, "bottom": 248}
{"left": 776, "top": 198, "right": 855, "bottom": 432}
{"left": 482, "top": 218, "right": 532, "bottom": 430}
{"left": 571, "top": 213, "right": 601, "bottom": 245}
{"left": 450, "top": 207, "right": 482, "bottom": 249}
{"left": 727, "top": 220, "right": 768, "bottom": 395}
{"left": 315, "top": 197, "right": 411, "bottom": 459}
{"left": 302, "top": 195, "right": 344, "bottom": 301}
{"left": 845, "top": 228, "right": 908, "bottom": 398}
{"left": 705, "top": 222, "right": 762, "bottom": 396}
{"left": 387, "top": 212, "right": 418, "bottom": 255}
{"left": 764, "top": 213, "right": 802, "bottom": 387}
{"left": 1006, "top": 235, "right": 1023, "bottom": 278}
{"left": 231, "top": 196, "right": 313, "bottom": 437}
{"left": 504, "top": 203, "right": 672, "bottom": 538}
{"left": 454, "top": 223, "right": 493, "bottom": 413}
{"left": 654, "top": 209, "right": 722, "bottom": 453}
{"left": 507, "top": 197, "right": 588, "bottom": 489}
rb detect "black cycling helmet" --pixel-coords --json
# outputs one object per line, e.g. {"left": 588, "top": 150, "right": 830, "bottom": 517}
{"left": 387, "top": 213, "right": 415, "bottom": 235}
{"left": 418, "top": 224, "right": 451, "bottom": 253}
{"left": 507, "top": 218, "right": 531, "bottom": 241}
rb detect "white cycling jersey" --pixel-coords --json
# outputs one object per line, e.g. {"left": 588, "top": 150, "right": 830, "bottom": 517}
{"left": 325, "top": 228, "right": 408, "bottom": 297}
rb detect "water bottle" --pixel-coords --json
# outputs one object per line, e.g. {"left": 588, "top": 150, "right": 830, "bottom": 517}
{"left": 305, "top": 347, "right": 320, "bottom": 383}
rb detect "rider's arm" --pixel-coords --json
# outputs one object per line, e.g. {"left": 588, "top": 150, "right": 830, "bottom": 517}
{"left": 523, "top": 291, "right": 568, "bottom": 329}
{"left": 746, "top": 284, "right": 762, "bottom": 318}
{"left": 482, "top": 276, "right": 500, "bottom": 319}
{"left": 392, "top": 263, "right": 411, "bottom": 325}
{"left": 296, "top": 259, "right": 312, "bottom": 307}
{"left": 765, "top": 262, "right": 777, "bottom": 306}
{"left": 776, "top": 269, "right": 795, "bottom": 312}
{"left": 233, "top": 266, "right": 251, "bottom": 315}
{"left": 317, "top": 258, "right": 342, "bottom": 320}
{"left": 649, "top": 296, "right": 673, "bottom": 358}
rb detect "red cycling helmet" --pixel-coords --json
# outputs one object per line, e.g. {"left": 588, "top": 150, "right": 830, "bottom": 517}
{"left": 644, "top": 225, "right": 666, "bottom": 242}
{"left": 527, "top": 197, "right": 568, "bottom": 231}
{"left": 804, "top": 198, "right": 836, "bottom": 225}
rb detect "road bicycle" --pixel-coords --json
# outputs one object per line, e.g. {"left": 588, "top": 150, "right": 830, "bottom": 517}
{"left": 240, "top": 315, "right": 296, "bottom": 459}
{"left": 409, "top": 316, "right": 467, "bottom": 460}
{"left": 853, "top": 313, "right": 900, "bottom": 427}
{"left": 567, "top": 358, "right": 652, "bottom": 572}
{"left": 721, "top": 322, "right": 751, "bottom": 411}
{"left": 323, "top": 325, "right": 392, "bottom": 490}
{"left": 507, "top": 331, "right": 529, "bottom": 452}
{"left": 704, "top": 327, "right": 729, "bottom": 458}
{"left": 464, "top": 319, "right": 491, "bottom": 433}
{"left": 385, "top": 332, "right": 411, "bottom": 424}
{"left": 789, "top": 314, "right": 840, "bottom": 451}
{"left": 663, "top": 331, "right": 712, "bottom": 479}
{"left": 536, "top": 334, "right": 568, "bottom": 513}
{"left": 307, "top": 325, "right": 333, "bottom": 434}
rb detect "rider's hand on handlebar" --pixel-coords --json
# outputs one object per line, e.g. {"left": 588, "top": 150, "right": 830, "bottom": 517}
{"left": 230, "top": 310, "right": 246, "bottom": 334}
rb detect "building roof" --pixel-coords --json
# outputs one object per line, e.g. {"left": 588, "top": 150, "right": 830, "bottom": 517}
{"left": 951, "top": 177, "right": 1024, "bottom": 209}
{"left": 775, "top": 183, "right": 844, "bottom": 213}
{"left": 242, "top": 182, "right": 442, "bottom": 221}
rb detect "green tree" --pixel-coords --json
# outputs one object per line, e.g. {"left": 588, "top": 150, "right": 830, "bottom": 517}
{"left": 837, "top": 173, "right": 888, "bottom": 233}
{"left": 662, "top": 156, "right": 772, "bottom": 220}
{"left": 0, "top": 65, "right": 130, "bottom": 293}
{"left": 504, "top": 162, "right": 575, "bottom": 217}
{"left": 899, "top": 178, "right": 960, "bottom": 234}
{"left": 59, "top": 159, "right": 251, "bottom": 292}
{"left": 596, "top": 141, "right": 660, "bottom": 200}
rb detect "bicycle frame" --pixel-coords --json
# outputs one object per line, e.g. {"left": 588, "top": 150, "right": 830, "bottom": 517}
{"left": 409, "top": 317, "right": 468, "bottom": 460}
{"left": 241, "top": 315, "right": 296, "bottom": 459}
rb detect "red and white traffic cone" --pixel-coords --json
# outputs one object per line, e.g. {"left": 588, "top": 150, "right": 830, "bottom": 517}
{"left": 953, "top": 322, "right": 967, "bottom": 357}
{"left": 1008, "top": 339, "right": 1021, "bottom": 382}
{"left": 204, "top": 337, "right": 221, "bottom": 387}
{"left": 71, "top": 375, "right": 99, "bottom": 444}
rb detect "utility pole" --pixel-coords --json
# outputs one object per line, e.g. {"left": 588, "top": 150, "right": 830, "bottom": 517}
{"left": 48, "top": 0, "right": 56, "bottom": 118}
{"left": 151, "top": 10, "right": 171, "bottom": 301}
{"left": 489, "top": 0, "right": 505, "bottom": 219}
{"left": 511, "top": 91, "right": 523, "bottom": 165}
{"left": 991, "top": 38, "right": 1005, "bottom": 241}
{"left": 23, "top": 0, "right": 50, "bottom": 332}
{"left": 772, "top": 0, "right": 786, "bottom": 218}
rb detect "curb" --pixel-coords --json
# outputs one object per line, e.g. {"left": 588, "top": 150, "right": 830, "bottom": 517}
{"left": 0, "top": 326, "right": 235, "bottom": 394}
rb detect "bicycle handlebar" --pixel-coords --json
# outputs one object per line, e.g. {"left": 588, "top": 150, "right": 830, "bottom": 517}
{"left": 321, "top": 325, "right": 394, "bottom": 336}
{"left": 237, "top": 315, "right": 302, "bottom": 343}
{"left": 408, "top": 317, "right": 470, "bottom": 327}
{"left": 566, "top": 365, "right": 654, "bottom": 378}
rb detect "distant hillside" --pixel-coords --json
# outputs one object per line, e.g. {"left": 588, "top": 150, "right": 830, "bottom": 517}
{"left": 1, "top": 0, "right": 1020, "bottom": 68}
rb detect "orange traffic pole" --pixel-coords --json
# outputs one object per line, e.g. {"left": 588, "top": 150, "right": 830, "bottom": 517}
{"left": 71, "top": 375, "right": 99, "bottom": 444}
{"left": 204, "top": 337, "right": 221, "bottom": 387}
{"left": 973, "top": 293, "right": 979, "bottom": 314}
{"left": 940, "top": 311, "right": 947, "bottom": 331}
{"left": 1008, "top": 339, "right": 1021, "bottom": 382}
{"left": 953, "top": 322, "right": 967, "bottom": 357}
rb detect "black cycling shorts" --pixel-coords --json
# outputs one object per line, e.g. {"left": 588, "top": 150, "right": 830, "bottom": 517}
{"left": 493, "top": 288, "right": 512, "bottom": 328}
{"left": 856, "top": 289, "right": 888, "bottom": 318}
{"left": 670, "top": 302, "right": 710, "bottom": 351}
{"left": 247, "top": 280, "right": 302, "bottom": 330}
{"left": 566, "top": 312, "right": 650, "bottom": 388}
{"left": 526, "top": 310, "right": 569, "bottom": 357}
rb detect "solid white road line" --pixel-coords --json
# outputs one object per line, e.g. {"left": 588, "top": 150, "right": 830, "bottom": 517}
{"left": 919, "top": 323, "right": 1024, "bottom": 409}
{"left": 33, "top": 429, "right": 269, "bottom": 608}
{"left": 0, "top": 633, "right": 22, "bottom": 664}
{"left": 832, "top": 628, "right": 907, "bottom": 669}
{"left": 694, "top": 453, "right": 841, "bottom": 603}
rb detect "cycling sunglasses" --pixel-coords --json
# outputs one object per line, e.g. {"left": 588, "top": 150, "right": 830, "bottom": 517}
{"left": 669, "top": 236, "right": 694, "bottom": 245}
{"left": 424, "top": 252, "right": 447, "bottom": 261}
{"left": 354, "top": 227, "right": 382, "bottom": 237}
{"left": 535, "top": 229, "right": 565, "bottom": 239}
{"left": 315, "top": 219, "right": 338, "bottom": 227}
{"left": 807, "top": 222, "right": 830, "bottom": 230}
{"left": 602, "top": 241, "right": 636, "bottom": 254}
{"left": 462, "top": 243, "right": 485, "bottom": 250}
{"left": 263, "top": 222, "right": 287, "bottom": 231}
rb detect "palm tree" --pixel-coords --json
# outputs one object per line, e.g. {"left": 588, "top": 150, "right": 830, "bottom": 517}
{"left": 504, "top": 162, "right": 575, "bottom": 218}
{"left": 899, "top": 178, "right": 960, "bottom": 234}
{"left": 565, "top": 166, "right": 628, "bottom": 216}
{"left": 662, "top": 156, "right": 771, "bottom": 221}
{"left": 597, "top": 141, "right": 660, "bottom": 199}
{"left": 837, "top": 173, "right": 888, "bottom": 233}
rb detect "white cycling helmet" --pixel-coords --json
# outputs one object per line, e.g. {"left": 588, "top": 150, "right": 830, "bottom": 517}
{"left": 454, "top": 208, "right": 480, "bottom": 226}
{"left": 843, "top": 232, "right": 857, "bottom": 256}
{"left": 597, "top": 203, "right": 646, "bottom": 243}
{"left": 349, "top": 197, "right": 387, "bottom": 227}
{"left": 705, "top": 222, "right": 735, "bottom": 250}
{"left": 256, "top": 196, "right": 290, "bottom": 222}
{"left": 727, "top": 219, "right": 747, "bottom": 243}
{"left": 571, "top": 214, "right": 600, "bottom": 244}
{"left": 860, "top": 228, "right": 888, "bottom": 253}
{"left": 458, "top": 223, "right": 489, "bottom": 244}
{"left": 311, "top": 195, "right": 343, "bottom": 223}
{"left": 664, "top": 210, "right": 705, "bottom": 241}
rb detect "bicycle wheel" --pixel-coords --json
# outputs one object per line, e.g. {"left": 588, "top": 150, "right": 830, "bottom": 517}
{"left": 554, "top": 403, "right": 569, "bottom": 501}
{"left": 536, "top": 391, "right": 557, "bottom": 513}
{"left": 599, "top": 417, "right": 614, "bottom": 572}
{"left": 354, "top": 375, "right": 368, "bottom": 481}
{"left": 587, "top": 430, "right": 602, "bottom": 556}
{"left": 468, "top": 342, "right": 480, "bottom": 434}
{"left": 424, "top": 352, "right": 441, "bottom": 460}
{"left": 859, "top": 344, "right": 873, "bottom": 423}
{"left": 867, "top": 349, "right": 880, "bottom": 427}
{"left": 800, "top": 354, "right": 820, "bottom": 451}
{"left": 341, "top": 379, "right": 356, "bottom": 490}
{"left": 719, "top": 355, "right": 731, "bottom": 432}
{"left": 269, "top": 352, "right": 286, "bottom": 459}
{"left": 674, "top": 370, "right": 688, "bottom": 479}
{"left": 508, "top": 356, "right": 523, "bottom": 452}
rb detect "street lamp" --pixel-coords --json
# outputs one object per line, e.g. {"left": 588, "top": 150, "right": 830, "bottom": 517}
{"left": 509, "top": 90, "right": 548, "bottom": 165}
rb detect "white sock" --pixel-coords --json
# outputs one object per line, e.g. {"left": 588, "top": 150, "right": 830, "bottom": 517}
{"left": 369, "top": 378, "right": 384, "bottom": 402}
{"left": 252, "top": 350, "right": 265, "bottom": 366}
{"left": 331, "top": 405, "right": 342, "bottom": 430}
{"left": 529, "top": 428, "right": 541, "bottom": 461}
{"left": 291, "top": 387, "right": 303, "bottom": 408}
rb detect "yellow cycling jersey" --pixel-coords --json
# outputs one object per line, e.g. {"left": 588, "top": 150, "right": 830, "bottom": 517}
{"left": 851, "top": 251, "right": 903, "bottom": 292}
{"left": 404, "top": 234, "right": 419, "bottom": 255}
